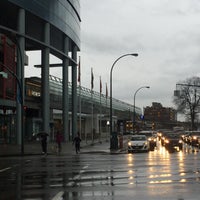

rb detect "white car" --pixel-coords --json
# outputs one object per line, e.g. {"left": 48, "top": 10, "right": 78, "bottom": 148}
{"left": 128, "top": 135, "right": 149, "bottom": 153}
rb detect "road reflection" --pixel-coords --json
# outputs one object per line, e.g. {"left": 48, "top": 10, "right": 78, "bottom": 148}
{"left": 126, "top": 140, "right": 200, "bottom": 187}
{"left": 1, "top": 141, "right": 200, "bottom": 199}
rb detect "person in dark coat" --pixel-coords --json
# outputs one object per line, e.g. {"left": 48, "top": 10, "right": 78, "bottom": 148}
{"left": 56, "top": 130, "right": 63, "bottom": 153}
{"left": 40, "top": 133, "right": 48, "bottom": 155}
{"left": 73, "top": 133, "right": 81, "bottom": 154}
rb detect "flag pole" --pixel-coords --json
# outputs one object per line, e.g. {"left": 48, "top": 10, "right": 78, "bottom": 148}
{"left": 91, "top": 68, "right": 94, "bottom": 144}
{"left": 99, "top": 76, "right": 102, "bottom": 143}
{"left": 106, "top": 83, "right": 109, "bottom": 141}
{"left": 78, "top": 56, "right": 82, "bottom": 140}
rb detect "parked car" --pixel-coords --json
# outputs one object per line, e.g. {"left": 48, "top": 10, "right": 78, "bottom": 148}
{"left": 128, "top": 135, "right": 149, "bottom": 153}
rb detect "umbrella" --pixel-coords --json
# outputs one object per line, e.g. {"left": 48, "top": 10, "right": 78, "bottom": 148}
{"left": 36, "top": 131, "right": 49, "bottom": 137}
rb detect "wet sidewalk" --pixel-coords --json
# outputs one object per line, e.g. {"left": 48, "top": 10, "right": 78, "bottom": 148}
{"left": 0, "top": 136, "right": 128, "bottom": 157}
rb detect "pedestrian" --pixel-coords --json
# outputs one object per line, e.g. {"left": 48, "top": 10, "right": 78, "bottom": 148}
{"left": 56, "top": 130, "right": 63, "bottom": 153}
{"left": 73, "top": 133, "right": 81, "bottom": 154}
{"left": 40, "top": 132, "right": 48, "bottom": 155}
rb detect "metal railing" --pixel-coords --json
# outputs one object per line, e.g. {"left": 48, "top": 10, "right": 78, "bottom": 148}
{"left": 48, "top": 74, "right": 141, "bottom": 114}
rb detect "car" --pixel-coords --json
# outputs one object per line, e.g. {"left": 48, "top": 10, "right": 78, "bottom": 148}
{"left": 159, "top": 130, "right": 172, "bottom": 146}
{"left": 186, "top": 131, "right": 200, "bottom": 147}
{"left": 181, "top": 133, "right": 190, "bottom": 144}
{"left": 148, "top": 136, "right": 157, "bottom": 151}
{"left": 139, "top": 130, "right": 157, "bottom": 151}
{"left": 163, "top": 133, "right": 183, "bottom": 152}
{"left": 128, "top": 135, "right": 149, "bottom": 153}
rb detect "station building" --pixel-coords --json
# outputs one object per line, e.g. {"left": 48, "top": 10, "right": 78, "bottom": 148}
{"left": 0, "top": 0, "right": 142, "bottom": 147}
{"left": 0, "top": 0, "right": 81, "bottom": 147}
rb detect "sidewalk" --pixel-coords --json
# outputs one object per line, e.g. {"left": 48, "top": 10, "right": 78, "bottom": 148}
{"left": 0, "top": 136, "right": 128, "bottom": 157}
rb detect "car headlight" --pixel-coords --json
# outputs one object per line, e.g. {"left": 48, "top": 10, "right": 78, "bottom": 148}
{"left": 193, "top": 136, "right": 197, "bottom": 140}
{"left": 165, "top": 139, "right": 169, "bottom": 144}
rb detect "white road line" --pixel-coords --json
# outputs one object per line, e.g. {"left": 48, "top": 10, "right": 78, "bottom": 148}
{"left": 83, "top": 165, "right": 88, "bottom": 169}
{"left": 0, "top": 167, "right": 11, "bottom": 173}
{"left": 66, "top": 181, "right": 75, "bottom": 187}
{"left": 51, "top": 191, "right": 64, "bottom": 200}
{"left": 67, "top": 165, "right": 89, "bottom": 186}
{"left": 73, "top": 174, "right": 81, "bottom": 180}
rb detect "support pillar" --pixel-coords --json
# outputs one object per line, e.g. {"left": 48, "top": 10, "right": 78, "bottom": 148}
{"left": 16, "top": 8, "right": 25, "bottom": 149}
{"left": 41, "top": 22, "right": 50, "bottom": 133}
{"left": 63, "top": 37, "right": 69, "bottom": 141}
{"left": 71, "top": 45, "right": 78, "bottom": 139}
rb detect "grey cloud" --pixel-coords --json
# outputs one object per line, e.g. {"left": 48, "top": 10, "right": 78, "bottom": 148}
{"left": 80, "top": 0, "right": 200, "bottom": 109}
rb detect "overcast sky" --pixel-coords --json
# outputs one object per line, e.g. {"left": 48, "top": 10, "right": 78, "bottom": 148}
{"left": 26, "top": 0, "right": 200, "bottom": 111}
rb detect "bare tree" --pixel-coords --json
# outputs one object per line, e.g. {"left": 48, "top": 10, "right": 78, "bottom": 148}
{"left": 173, "top": 76, "right": 200, "bottom": 130}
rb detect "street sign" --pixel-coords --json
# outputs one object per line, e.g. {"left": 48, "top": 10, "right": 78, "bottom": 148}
{"left": 0, "top": 71, "right": 8, "bottom": 78}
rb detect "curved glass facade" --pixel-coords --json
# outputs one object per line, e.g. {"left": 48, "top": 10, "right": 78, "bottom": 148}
{"left": 0, "top": 0, "right": 81, "bottom": 146}
{"left": 8, "top": 0, "right": 81, "bottom": 48}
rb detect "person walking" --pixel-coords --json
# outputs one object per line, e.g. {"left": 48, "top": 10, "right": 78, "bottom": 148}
{"left": 40, "top": 132, "right": 48, "bottom": 155}
{"left": 56, "top": 130, "right": 63, "bottom": 153}
{"left": 73, "top": 133, "right": 81, "bottom": 154}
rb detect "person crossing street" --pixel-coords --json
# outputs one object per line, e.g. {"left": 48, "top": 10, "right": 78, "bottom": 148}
{"left": 73, "top": 133, "right": 81, "bottom": 154}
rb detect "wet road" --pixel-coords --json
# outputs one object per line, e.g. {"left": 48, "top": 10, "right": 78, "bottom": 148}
{"left": 1, "top": 143, "right": 200, "bottom": 200}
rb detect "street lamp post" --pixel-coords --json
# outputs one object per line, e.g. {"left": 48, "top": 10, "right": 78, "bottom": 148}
{"left": 110, "top": 53, "right": 138, "bottom": 149}
{"left": 133, "top": 86, "right": 150, "bottom": 132}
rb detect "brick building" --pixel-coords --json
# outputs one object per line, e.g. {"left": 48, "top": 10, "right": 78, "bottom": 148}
{"left": 144, "top": 102, "right": 177, "bottom": 129}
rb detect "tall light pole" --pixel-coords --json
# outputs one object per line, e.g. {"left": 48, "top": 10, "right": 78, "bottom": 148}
{"left": 110, "top": 53, "right": 138, "bottom": 149}
{"left": 133, "top": 86, "right": 150, "bottom": 132}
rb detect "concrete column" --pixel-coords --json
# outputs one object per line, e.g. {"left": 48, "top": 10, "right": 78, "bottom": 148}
{"left": 71, "top": 45, "right": 78, "bottom": 139}
{"left": 41, "top": 22, "right": 50, "bottom": 133}
{"left": 63, "top": 37, "right": 69, "bottom": 141}
{"left": 16, "top": 8, "right": 25, "bottom": 147}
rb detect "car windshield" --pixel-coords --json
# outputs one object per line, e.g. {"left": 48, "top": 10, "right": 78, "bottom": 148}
{"left": 167, "top": 134, "right": 180, "bottom": 139}
{"left": 131, "top": 136, "right": 146, "bottom": 141}
{"left": 139, "top": 132, "right": 152, "bottom": 137}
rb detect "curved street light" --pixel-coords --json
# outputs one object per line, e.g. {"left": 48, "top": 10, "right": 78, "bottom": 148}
{"left": 133, "top": 86, "right": 150, "bottom": 132}
{"left": 110, "top": 53, "right": 138, "bottom": 149}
